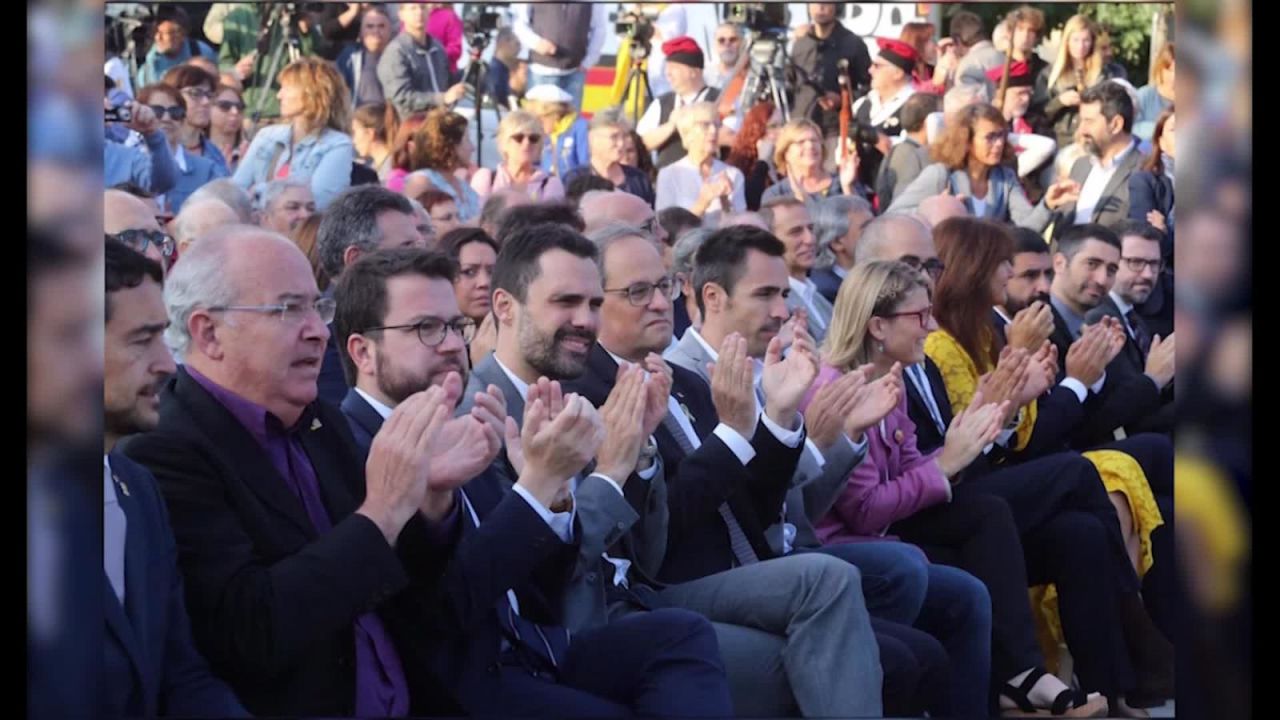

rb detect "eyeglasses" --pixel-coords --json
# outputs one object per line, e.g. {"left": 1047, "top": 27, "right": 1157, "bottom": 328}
{"left": 149, "top": 104, "right": 187, "bottom": 121}
{"left": 207, "top": 297, "right": 337, "bottom": 325}
{"left": 362, "top": 317, "right": 477, "bottom": 346}
{"left": 604, "top": 276, "right": 682, "bottom": 307}
{"left": 897, "top": 255, "right": 946, "bottom": 280}
{"left": 181, "top": 88, "right": 213, "bottom": 102}
{"left": 1121, "top": 257, "right": 1163, "bottom": 273}
{"left": 510, "top": 133, "right": 543, "bottom": 145}
{"left": 111, "top": 229, "right": 176, "bottom": 259}
{"left": 880, "top": 304, "right": 933, "bottom": 329}
{"left": 716, "top": 36, "right": 741, "bottom": 44}
{"left": 214, "top": 100, "right": 245, "bottom": 113}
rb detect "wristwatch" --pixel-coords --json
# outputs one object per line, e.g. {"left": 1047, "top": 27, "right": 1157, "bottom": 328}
{"left": 638, "top": 435, "right": 659, "bottom": 466}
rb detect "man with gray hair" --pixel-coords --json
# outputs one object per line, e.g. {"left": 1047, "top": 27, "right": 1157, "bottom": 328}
{"left": 670, "top": 227, "right": 712, "bottom": 339}
{"left": 187, "top": 178, "right": 256, "bottom": 224}
{"left": 810, "top": 195, "right": 873, "bottom": 303}
{"left": 916, "top": 193, "right": 970, "bottom": 228}
{"left": 173, "top": 198, "right": 240, "bottom": 256}
{"left": 478, "top": 188, "right": 531, "bottom": 238}
{"left": 255, "top": 179, "right": 316, "bottom": 236}
{"left": 717, "top": 211, "right": 769, "bottom": 230}
{"left": 315, "top": 184, "right": 429, "bottom": 404}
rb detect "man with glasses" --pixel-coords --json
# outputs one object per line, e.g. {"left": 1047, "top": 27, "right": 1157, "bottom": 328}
{"left": 704, "top": 23, "right": 744, "bottom": 92}
{"left": 106, "top": 189, "right": 178, "bottom": 271}
{"left": 136, "top": 6, "right": 217, "bottom": 87}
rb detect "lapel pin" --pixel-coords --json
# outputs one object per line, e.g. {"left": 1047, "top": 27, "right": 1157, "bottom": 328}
{"left": 893, "top": 429, "right": 905, "bottom": 445}
{"left": 113, "top": 473, "right": 130, "bottom": 497}
{"left": 311, "top": 418, "right": 322, "bottom": 431}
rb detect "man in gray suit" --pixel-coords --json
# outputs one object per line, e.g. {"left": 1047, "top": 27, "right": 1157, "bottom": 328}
{"left": 1052, "top": 81, "right": 1145, "bottom": 235}
{"left": 759, "top": 197, "right": 835, "bottom": 345}
{"left": 461, "top": 222, "right": 886, "bottom": 717}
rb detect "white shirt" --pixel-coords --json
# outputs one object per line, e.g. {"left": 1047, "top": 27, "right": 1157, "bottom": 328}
{"left": 104, "top": 455, "right": 127, "bottom": 605}
{"left": 511, "top": 3, "right": 608, "bottom": 77}
{"left": 636, "top": 86, "right": 715, "bottom": 136}
{"left": 853, "top": 84, "right": 916, "bottom": 129}
{"left": 788, "top": 276, "right": 829, "bottom": 336}
{"left": 655, "top": 157, "right": 747, "bottom": 222}
{"left": 491, "top": 359, "right": 634, "bottom": 587}
{"left": 832, "top": 264, "right": 849, "bottom": 280}
{"left": 1075, "top": 138, "right": 1138, "bottom": 225}
{"left": 105, "top": 56, "right": 134, "bottom": 98}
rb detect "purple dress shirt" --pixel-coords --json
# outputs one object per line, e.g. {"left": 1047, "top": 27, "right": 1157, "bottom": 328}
{"left": 187, "top": 366, "right": 410, "bottom": 717}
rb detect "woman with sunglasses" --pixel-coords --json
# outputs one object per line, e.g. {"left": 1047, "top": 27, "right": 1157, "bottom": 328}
{"left": 469, "top": 110, "right": 565, "bottom": 203}
{"left": 208, "top": 84, "right": 249, "bottom": 173}
{"left": 136, "top": 83, "right": 228, "bottom": 214}
{"left": 808, "top": 259, "right": 1114, "bottom": 718}
{"left": 162, "top": 64, "right": 230, "bottom": 175}
{"left": 887, "top": 103, "right": 1081, "bottom": 230}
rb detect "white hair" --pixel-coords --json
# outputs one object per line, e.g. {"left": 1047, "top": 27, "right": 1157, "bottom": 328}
{"left": 173, "top": 198, "right": 238, "bottom": 250}
{"left": 672, "top": 227, "right": 713, "bottom": 278}
{"left": 586, "top": 222, "right": 651, "bottom": 280}
{"left": 253, "top": 179, "right": 312, "bottom": 214}
{"left": 187, "top": 178, "right": 255, "bottom": 223}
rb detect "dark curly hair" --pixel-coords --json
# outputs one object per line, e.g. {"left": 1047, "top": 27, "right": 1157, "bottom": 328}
{"left": 409, "top": 109, "right": 469, "bottom": 174}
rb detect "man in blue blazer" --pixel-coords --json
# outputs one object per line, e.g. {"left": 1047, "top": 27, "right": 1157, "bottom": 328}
{"left": 331, "top": 245, "right": 735, "bottom": 717}
{"left": 103, "top": 240, "right": 248, "bottom": 717}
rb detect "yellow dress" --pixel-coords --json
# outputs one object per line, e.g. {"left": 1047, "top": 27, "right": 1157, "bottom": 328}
{"left": 923, "top": 329, "right": 1165, "bottom": 672}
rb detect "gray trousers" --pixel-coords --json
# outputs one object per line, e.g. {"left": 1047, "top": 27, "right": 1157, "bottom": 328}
{"left": 656, "top": 553, "right": 884, "bottom": 718}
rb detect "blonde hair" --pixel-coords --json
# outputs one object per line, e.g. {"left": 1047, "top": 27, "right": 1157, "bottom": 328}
{"left": 524, "top": 98, "right": 573, "bottom": 122}
{"left": 674, "top": 102, "right": 718, "bottom": 144}
{"left": 1149, "top": 42, "right": 1175, "bottom": 87}
{"left": 497, "top": 110, "right": 545, "bottom": 161}
{"left": 822, "top": 260, "right": 929, "bottom": 371}
{"left": 773, "top": 119, "right": 825, "bottom": 178}
{"left": 1047, "top": 15, "right": 1103, "bottom": 90}
{"left": 277, "top": 57, "right": 351, "bottom": 135}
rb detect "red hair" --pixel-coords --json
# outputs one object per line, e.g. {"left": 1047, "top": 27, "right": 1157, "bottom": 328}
{"left": 726, "top": 101, "right": 775, "bottom": 176}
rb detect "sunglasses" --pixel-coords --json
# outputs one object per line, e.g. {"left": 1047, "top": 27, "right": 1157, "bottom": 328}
{"left": 510, "top": 133, "right": 543, "bottom": 145}
{"left": 149, "top": 104, "right": 186, "bottom": 121}
{"left": 214, "top": 100, "right": 245, "bottom": 113}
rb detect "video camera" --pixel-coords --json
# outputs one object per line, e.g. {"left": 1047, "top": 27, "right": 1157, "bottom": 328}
{"left": 616, "top": 8, "right": 657, "bottom": 60}
{"left": 105, "top": 104, "right": 133, "bottom": 124}
{"left": 725, "top": 3, "right": 789, "bottom": 37}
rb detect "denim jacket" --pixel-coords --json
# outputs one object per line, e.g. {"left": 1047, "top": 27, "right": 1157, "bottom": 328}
{"left": 232, "top": 123, "right": 354, "bottom": 210}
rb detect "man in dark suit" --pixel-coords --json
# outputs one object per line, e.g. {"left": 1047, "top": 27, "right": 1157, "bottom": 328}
{"left": 103, "top": 240, "right": 248, "bottom": 717}
{"left": 124, "top": 226, "right": 732, "bottom": 718}
{"left": 811, "top": 195, "right": 873, "bottom": 304}
{"left": 313, "top": 185, "right": 429, "bottom": 405}
{"left": 1084, "top": 221, "right": 1175, "bottom": 434}
{"left": 330, "top": 246, "right": 737, "bottom": 716}
{"left": 1050, "top": 81, "right": 1146, "bottom": 236}
{"left": 458, "top": 222, "right": 887, "bottom": 717}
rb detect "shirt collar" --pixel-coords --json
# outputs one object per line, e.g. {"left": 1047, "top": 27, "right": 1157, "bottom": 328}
{"left": 493, "top": 356, "right": 531, "bottom": 402}
{"left": 788, "top": 276, "right": 815, "bottom": 303}
{"left": 1049, "top": 293, "right": 1085, "bottom": 338}
{"left": 186, "top": 365, "right": 315, "bottom": 443}
{"left": 1109, "top": 291, "right": 1134, "bottom": 317}
{"left": 832, "top": 264, "right": 848, "bottom": 280}
{"left": 172, "top": 143, "right": 188, "bottom": 172}
{"left": 354, "top": 387, "right": 395, "bottom": 420}
{"left": 1091, "top": 137, "right": 1137, "bottom": 171}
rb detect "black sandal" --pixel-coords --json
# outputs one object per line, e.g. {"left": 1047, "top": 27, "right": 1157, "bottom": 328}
{"left": 999, "top": 667, "right": 1110, "bottom": 717}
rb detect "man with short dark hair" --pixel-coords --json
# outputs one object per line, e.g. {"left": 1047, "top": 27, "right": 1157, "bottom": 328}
{"left": 337, "top": 5, "right": 394, "bottom": 107}
{"left": 377, "top": 2, "right": 467, "bottom": 116}
{"left": 478, "top": 188, "right": 530, "bottom": 239}
{"left": 1001, "top": 227, "right": 1054, "bottom": 317}
{"left": 874, "top": 91, "right": 939, "bottom": 209}
{"left": 760, "top": 196, "right": 833, "bottom": 343}
{"left": 103, "top": 240, "right": 248, "bottom": 718}
{"left": 789, "top": 3, "right": 872, "bottom": 143}
{"left": 1052, "top": 81, "right": 1144, "bottom": 233}
{"left": 952, "top": 11, "right": 1004, "bottom": 93}
{"left": 314, "top": 184, "right": 429, "bottom": 404}
{"left": 494, "top": 200, "right": 585, "bottom": 244}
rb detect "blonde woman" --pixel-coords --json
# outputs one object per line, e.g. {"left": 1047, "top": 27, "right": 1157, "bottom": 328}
{"left": 759, "top": 119, "right": 863, "bottom": 208}
{"left": 469, "top": 110, "right": 565, "bottom": 202}
{"left": 1032, "top": 15, "right": 1119, "bottom": 149}
{"left": 654, "top": 102, "right": 745, "bottom": 220}
{"left": 232, "top": 57, "right": 354, "bottom": 209}
{"left": 810, "top": 258, "right": 1118, "bottom": 717}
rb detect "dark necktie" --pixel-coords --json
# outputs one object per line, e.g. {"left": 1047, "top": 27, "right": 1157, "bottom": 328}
{"left": 1125, "top": 308, "right": 1153, "bottom": 356}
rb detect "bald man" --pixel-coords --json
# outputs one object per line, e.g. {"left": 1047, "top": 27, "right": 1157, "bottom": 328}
{"left": 105, "top": 189, "right": 172, "bottom": 269}
{"left": 173, "top": 198, "right": 240, "bottom": 255}
{"left": 579, "top": 190, "right": 668, "bottom": 244}
{"left": 916, "top": 194, "right": 969, "bottom": 229}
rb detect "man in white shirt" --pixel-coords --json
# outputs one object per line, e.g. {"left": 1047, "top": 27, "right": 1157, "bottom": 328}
{"left": 636, "top": 36, "right": 721, "bottom": 169}
{"left": 510, "top": 3, "right": 608, "bottom": 107}
{"left": 1053, "top": 81, "right": 1144, "bottom": 233}
{"left": 759, "top": 196, "right": 833, "bottom": 343}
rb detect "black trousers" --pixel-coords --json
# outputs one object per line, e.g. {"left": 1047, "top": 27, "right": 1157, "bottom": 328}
{"left": 873, "top": 617, "right": 952, "bottom": 718}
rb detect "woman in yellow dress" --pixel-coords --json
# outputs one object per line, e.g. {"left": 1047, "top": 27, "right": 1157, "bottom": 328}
{"left": 922, "top": 216, "right": 1173, "bottom": 710}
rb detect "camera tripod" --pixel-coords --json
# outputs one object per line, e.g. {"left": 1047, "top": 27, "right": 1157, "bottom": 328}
{"left": 457, "top": 33, "right": 504, "bottom": 169}
{"left": 619, "top": 42, "right": 654, "bottom": 126}
{"left": 248, "top": 3, "right": 304, "bottom": 125}
{"left": 730, "top": 34, "right": 792, "bottom": 128}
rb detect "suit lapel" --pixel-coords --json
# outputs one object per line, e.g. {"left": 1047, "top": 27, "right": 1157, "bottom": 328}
{"left": 105, "top": 574, "right": 149, "bottom": 696}
{"left": 299, "top": 410, "right": 360, "bottom": 521}
{"left": 475, "top": 354, "right": 525, "bottom": 429}
{"left": 107, "top": 464, "right": 151, "bottom": 697}
{"left": 1096, "top": 145, "right": 1142, "bottom": 214}
{"left": 340, "top": 389, "right": 383, "bottom": 445}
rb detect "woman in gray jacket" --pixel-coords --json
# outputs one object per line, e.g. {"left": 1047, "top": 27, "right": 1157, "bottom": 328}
{"left": 886, "top": 103, "right": 1079, "bottom": 230}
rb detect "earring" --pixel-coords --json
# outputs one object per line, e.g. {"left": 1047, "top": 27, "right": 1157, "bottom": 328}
{"left": 875, "top": 342, "right": 885, "bottom": 354}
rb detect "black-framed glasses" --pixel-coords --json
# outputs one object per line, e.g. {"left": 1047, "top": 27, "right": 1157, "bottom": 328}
{"left": 214, "top": 100, "right": 245, "bottom": 113}
{"left": 149, "top": 104, "right": 186, "bottom": 121}
{"left": 897, "top": 255, "right": 946, "bottom": 280}
{"left": 1121, "top": 257, "right": 1163, "bottom": 273}
{"left": 181, "top": 87, "right": 213, "bottom": 102}
{"left": 880, "top": 304, "right": 934, "bottom": 329}
{"left": 603, "top": 276, "right": 682, "bottom": 307}
{"left": 361, "top": 317, "right": 476, "bottom": 347}
{"left": 111, "top": 229, "right": 176, "bottom": 259}
{"left": 207, "top": 297, "right": 337, "bottom": 325}
{"left": 510, "top": 132, "right": 543, "bottom": 145}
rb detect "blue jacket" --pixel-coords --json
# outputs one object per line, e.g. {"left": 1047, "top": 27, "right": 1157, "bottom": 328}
{"left": 136, "top": 40, "right": 218, "bottom": 87}
{"left": 1128, "top": 168, "right": 1175, "bottom": 260}
{"left": 232, "top": 123, "right": 354, "bottom": 210}
{"left": 541, "top": 117, "right": 591, "bottom": 179}
{"left": 166, "top": 146, "right": 229, "bottom": 213}
{"left": 104, "top": 131, "right": 179, "bottom": 194}
{"left": 336, "top": 43, "right": 386, "bottom": 107}
{"left": 103, "top": 451, "right": 249, "bottom": 718}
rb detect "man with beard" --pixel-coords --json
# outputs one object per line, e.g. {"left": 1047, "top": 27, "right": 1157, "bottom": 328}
{"left": 704, "top": 22, "right": 745, "bottom": 92}
{"left": 1083, "top": 222, "right": 1175, "bottom": 434}
{"left": 1000, "top": 228, "right": 1055, "bottom": 319}
{"left": 256, "top": 179, "right": 317, "bottom": 236}
{"left": 332, "top": 244, "right": 737, "bottom": 716}
{"left": 1051, "top": 81, "right": 1145, "bottom": 234}
{"left": 102, "top": 240, "right": 249, "bottom": 717}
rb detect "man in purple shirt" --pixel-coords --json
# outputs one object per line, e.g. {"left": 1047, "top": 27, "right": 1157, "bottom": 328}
{"left": 124, "top": 224, "right": 733, "bottom": 717}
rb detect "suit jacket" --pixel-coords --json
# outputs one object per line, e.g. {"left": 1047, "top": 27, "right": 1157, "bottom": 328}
{"left": 103, "top": 451, "right": 248, "bottom": 718}
{"left": 1046, "top": 302, "right": 1162, "bottom": 448}
{"left": 457, "top": 353, "right": 663, "bottom": 632}
{"left": 786, "top": 281, "right": 836, "bottom": 345}
{"left": 317, "top": 322, "right": 349, "bottom": 407}
{"left": 1127, "top": 169, "right": 1175, "bottom": 260}
{"left": 122, "top": 366, "right": 571, "bottom": 717}
{"left": 672, "top": 297, "right": 693, "bottom": 340}
{"left": 1084, "top": 295, "right": 1175, "bottom": 435}
{"left": 1051, "top": 143, "right": 1146, "bottom": 235}
{"left": 810, "top": 266, "right": 844, "bottom": 305}
{"left": 664, "top": 331, "right": 858, "bottom": 565}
